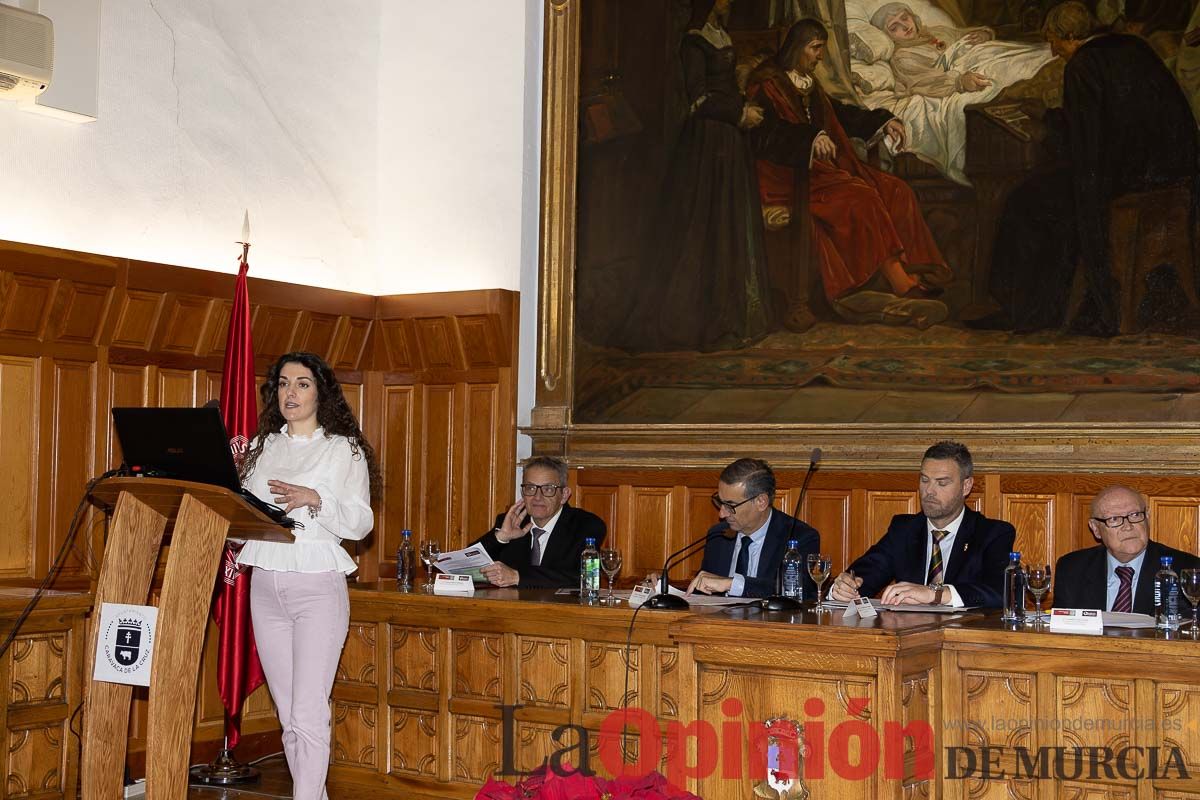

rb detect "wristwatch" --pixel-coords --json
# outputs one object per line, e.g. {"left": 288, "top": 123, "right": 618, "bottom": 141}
{"left": 928, "top": 583, "right": 946, "bottom": 605}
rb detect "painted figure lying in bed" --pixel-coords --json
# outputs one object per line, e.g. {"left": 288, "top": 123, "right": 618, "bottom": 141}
{"left": 847, "top": 1, "right": 1054, "bottom": 183}
{"left": 872, "top": 3, "right": 996, "bottom": 96}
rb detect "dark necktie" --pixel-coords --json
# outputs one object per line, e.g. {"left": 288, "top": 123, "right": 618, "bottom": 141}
{"left": 734, "top": 535, "right": 752, "bottom": 578}
{"left": 530, "top": 528, "right": 546, "bottom": 566}
{"left": 928, "top": 529, "right": 948, "bottom": 584}
{"left": 1113, "top": 565, "right": 1135, "bottom": 612}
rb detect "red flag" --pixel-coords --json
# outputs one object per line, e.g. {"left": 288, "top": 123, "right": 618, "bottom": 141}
{"left": 212, "top": 252, "right": 266, "bottom": 748}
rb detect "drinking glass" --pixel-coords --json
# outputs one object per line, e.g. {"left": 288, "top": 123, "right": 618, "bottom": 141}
{"left": 600, "top": 549, "right": 623, "bottom": 605}
{"left": 1025, "top": 564, "right": 1052, "bottom": 625}
{"left": 808, "top": 554, "right": 832, "bottom": 611}
{"left": 420, "top": 541, "right": 441, "bottom": 590}
{"left": 1180, "top": 569, "right": 1200, "bottom": 638}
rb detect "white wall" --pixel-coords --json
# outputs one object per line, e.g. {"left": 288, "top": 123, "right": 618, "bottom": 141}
{"left": 375, "top": 1, "right": 532, "bottom": 295}
{"left": 0, "top": 0, "right": 380, "bottom": 291}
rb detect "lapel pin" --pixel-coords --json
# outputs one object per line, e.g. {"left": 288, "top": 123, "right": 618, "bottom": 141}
{"left": 963, "top": 542, "right": 970, "bottom": 552}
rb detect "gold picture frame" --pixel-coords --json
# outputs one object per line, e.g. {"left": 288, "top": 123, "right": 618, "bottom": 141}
{"left": 527, "top": 0, "right": 1200, "bottom": 473}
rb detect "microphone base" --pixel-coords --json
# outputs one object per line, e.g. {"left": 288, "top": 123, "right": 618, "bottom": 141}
{"left": 644, "top": 593, "right": 690, "bottom": 610}
{"left": 760, "top": 595, "right": 803, "bottom": 612}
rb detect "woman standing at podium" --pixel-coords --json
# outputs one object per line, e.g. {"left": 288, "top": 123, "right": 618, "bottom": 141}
{"left": 236, "top": 351, "right": 380, "bottom": 800}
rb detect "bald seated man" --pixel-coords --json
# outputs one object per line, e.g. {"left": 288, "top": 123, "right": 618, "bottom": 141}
{"left": 1054, "top": 484, "right": 1200, "bottom": 615}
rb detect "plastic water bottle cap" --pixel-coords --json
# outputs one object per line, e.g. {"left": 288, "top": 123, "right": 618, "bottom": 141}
{"left": 1010, "top": 551, "right": 1021, "bottom": 559}
{"left": 1162, "top": 556, "right": 1173, "bottom": 566}
{"left": 585, "top": 538, "right": 595, "bottom": 546}
{"left": 402, "top": 529, "right": 412, "bottom": 538}
{"left": 787, "top": 539, "right": 798, "bottom": 548}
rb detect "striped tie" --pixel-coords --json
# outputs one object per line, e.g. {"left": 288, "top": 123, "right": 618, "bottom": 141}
{"left": 928, "top": 529, "right": 948, "bottom": 585}
{"left": 1113, "top": 565, "right": 1134, "bottom": 613}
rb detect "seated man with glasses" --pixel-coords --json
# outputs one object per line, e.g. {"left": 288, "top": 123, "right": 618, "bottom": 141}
{"left": 684, "top": 458, "right": 820, "bottom": 599}
{"left": 1055, "top": 484, "right": 1200, "bottom": 615}
{"left": 830, "top": 441, "right": 1013, "bottom": 608}
{"left": 472, "top": 456, "right": 606, "bottom": 588}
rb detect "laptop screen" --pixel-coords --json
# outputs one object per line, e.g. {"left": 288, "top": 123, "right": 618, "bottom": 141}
{"left": 111, "top": 407, "right": 243, "bottom": 490}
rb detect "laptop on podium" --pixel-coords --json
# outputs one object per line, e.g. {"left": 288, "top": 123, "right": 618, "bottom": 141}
{"left": 110, "top": 407, "right": 296, "bottom": 528}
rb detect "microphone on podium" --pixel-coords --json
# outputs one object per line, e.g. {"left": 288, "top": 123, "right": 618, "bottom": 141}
{"left": 644, "top": 522, "right": 736, "bottom": 610}
{"left": 761, "top": 447, "right": 822, "bottom": 612}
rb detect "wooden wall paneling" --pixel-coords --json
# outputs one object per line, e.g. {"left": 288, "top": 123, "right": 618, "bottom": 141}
{"left": 378, "top": 320, "right": 417, "bottom": 372}
{"left": 1147, "top": 498, "right": 1200, "bottom": 557}
{"left": 679, "top": 487, "right": 719, "bottom": 577}
{"left": 158, "top": 295, "right": 215, "bottom": 356}
{"left": 574, "top": 484, "right": 618, "bottom": 551}
{"left": 380, "top": 384, "right": 416, "bottom": 572}
{"left": 803, "top": 489, "right": 852, "bottom": 580}
{"left": 413, "top": 318, "right": 465, "bottom": 371}
{"left": 421, "top": 384, "right": 458, "bottom": 544}
{"left": 626, "top": 486, "right": 674, "bottom": 577}
{"left": 251, "top": 306, "right": 302, "bottom": 358}
{"left": 48, "top": 361, "right": 96, "bottom": 579}
{"left": 296, "top": 311, "right": 341, "bottom": 358}
{"left": 0, "top": 356, "right": 38, "bottom": 579}
{"left": 51, "top": 280, "right": 113, "bottom": 346}
{"left": 462, "top": 384, "right": 501, "bottom": 551}
{"left": 110, "top": 289, "right": 164, "bottom": 350}
{"left": 1001, "top": 494, "right": 1055, "bottom": 569}
{"left": 0, "top": 272, "right": 57, "bottom": 340}
{"left": 106, "top": 366, "right": 150, "bottom": 468}
{"left": 157, "top": 368, "right": 197, "bottom": 408}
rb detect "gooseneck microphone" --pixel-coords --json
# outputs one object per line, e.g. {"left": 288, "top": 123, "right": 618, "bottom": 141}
{"left": 644, "top": 523, "right": 735, "bottom": 610}
{"left": 761, "top": 447, "right": 822, "bottom": 612}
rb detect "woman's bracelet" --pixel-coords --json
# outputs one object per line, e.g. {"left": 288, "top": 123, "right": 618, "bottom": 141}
{"left": 308, "top": 495, "right": 322, "bottom": 519}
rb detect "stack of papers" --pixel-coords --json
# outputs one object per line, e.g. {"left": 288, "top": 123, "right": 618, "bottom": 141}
{"left": 433, "top": 545, "right": 494, "bottom": 583}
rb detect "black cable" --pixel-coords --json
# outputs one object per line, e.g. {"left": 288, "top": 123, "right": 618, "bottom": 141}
{"left": 0, "top": 470, "right": 119, "bottom": 660}
{"left": 620, "top": 599, "right": 648, "bottom": 771}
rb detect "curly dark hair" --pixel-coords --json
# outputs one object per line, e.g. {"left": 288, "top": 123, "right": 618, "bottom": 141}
{"left": 239, "top": 351, "right": 382, "bottom": 501}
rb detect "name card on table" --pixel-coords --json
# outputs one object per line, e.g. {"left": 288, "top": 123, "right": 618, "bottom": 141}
{"left": 842, "top": 597, "right": 878, "bottom": 619}
{"left": 1049, "top": 608, "right": 1104, "bottom": 635}
{"left": 628, "top": 584, "right": 655, "bottom": 608}
{"left": 433, "top": 573, "right": 475, "bottom": 596}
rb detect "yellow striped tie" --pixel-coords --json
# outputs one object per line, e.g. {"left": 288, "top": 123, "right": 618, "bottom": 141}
{"left": 928, "top": 530, "right": 948, "bottom": 584}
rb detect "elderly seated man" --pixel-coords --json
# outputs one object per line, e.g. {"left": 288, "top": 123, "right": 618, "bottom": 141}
{"left": 1054, "top": 485, "right": 1200, "bottom": 615}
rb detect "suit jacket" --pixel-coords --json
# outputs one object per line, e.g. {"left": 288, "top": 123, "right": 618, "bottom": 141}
{"left": 1053, "top": 540, "right": 1200, "bottom": 615}
{"left": 848, "top": 509, "right": 1015, "bottom": 608}
{"left": 472, "top": 504, "right": 607, "bottom": 589}
{"left": 698, "top": 510, "right": 820, "bottom": 599}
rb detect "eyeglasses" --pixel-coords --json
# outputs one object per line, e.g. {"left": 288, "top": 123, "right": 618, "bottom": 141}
{"left": 521, "top": 483, "right": 563, "bottom": 497}
{"left": 710, "top": 493, "right": 760, "bottom": 513}
{"left": 1091, "top": 510, "right": 1147, "bottom": 529}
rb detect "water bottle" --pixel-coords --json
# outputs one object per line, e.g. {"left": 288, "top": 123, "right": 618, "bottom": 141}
{"left": 580, "top": 537, "right": 601, "bottom": 605}
{"left": 781, "top": 539, "right": 804, "bottom": 600}
{"left": 397, "top": 529, "right": 415, "bottom": 591}
{"left": 1001, "top": 552, "right": 1026, "bottom": 623}
{"left": 1155, "top": 556, "right": 1181, "bottom": 629}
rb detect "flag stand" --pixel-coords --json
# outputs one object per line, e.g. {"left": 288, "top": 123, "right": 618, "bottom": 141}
{"left": 189, "top": 736, "right": 261, "bottom": 785}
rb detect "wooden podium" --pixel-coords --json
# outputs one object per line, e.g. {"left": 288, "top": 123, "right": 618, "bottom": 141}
{"left": 83, "top": 478, "right": 293, "bottom": 800}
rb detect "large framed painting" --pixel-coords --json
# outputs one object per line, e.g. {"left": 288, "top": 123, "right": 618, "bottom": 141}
{"left": 530, "top": 0, "right": 1200, "bottom": 470}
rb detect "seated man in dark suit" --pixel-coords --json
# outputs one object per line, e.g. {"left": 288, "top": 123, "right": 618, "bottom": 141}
{"left": 830, "top": 441, "right": 1015, "bottom": 608}
{"left": 473, "top": 456, "right": 606, "bottom": 588}
{"left": 1054, "top": 484, "right": 1200, "bottom": 615}
{"left": 685, "top": 458, "right": 820, "bottom": 599}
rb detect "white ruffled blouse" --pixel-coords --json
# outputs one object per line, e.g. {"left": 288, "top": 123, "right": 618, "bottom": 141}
{"left": 236, "top": 426, "right": 373, "bottom": 575}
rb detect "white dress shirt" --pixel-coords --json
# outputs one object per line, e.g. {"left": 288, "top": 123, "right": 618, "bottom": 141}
{"left": 237, "top": 426, "right": 373, "bottom": 575}
{"left": 926, "top": 507, "right": 966, "bottom": 607}
{"left": 727, "top": 511, "right": 773, "bottom": 597}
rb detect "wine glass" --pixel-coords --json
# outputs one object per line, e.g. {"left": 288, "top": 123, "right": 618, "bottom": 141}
{"left": 1180, "top": 569, "right": 1200, "bottom": 638}
{"left": 420, "top": 541, "right": 441, "bottom": 591}
{"left": 600, "top": 549, "right": 623, "bottom": 605}
{"left": 808, "top": 554, "right": 833, "bottom": 611}
{"left": 1025, "top": 564, "right": 1052, "bottom": 625}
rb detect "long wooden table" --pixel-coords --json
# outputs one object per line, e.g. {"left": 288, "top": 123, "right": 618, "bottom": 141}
{"left": 329, "top": 585, "right": 1200, "bottom": 799}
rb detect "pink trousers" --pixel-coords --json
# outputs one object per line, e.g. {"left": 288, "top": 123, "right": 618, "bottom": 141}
{"left": 250, "top": 568, "right": 349, "bottom": 800}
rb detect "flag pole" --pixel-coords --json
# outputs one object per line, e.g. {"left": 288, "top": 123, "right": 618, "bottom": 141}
{"left": 190, "top": 214, "right": 264, "bottom": 787}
